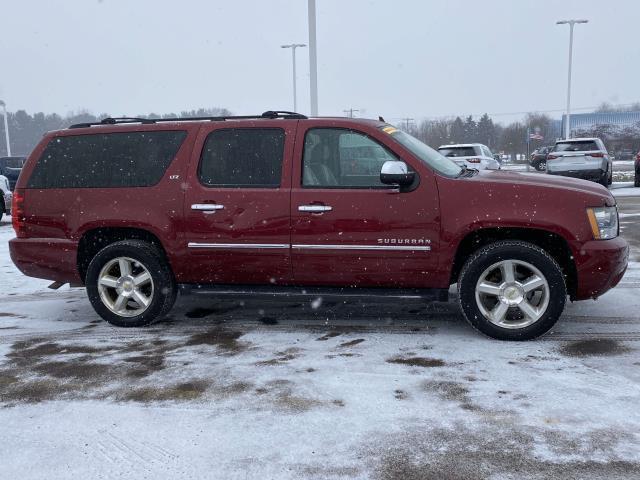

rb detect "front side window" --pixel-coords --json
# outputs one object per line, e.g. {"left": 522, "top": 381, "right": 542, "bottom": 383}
{"left": 302, "top": 128, "right": 398, "bottom": 188}
{"left": 28, "top": 131, "right": 187, "bottom": 189}
{"left": 199, "top": 128, "right": 285, "bottom": 188}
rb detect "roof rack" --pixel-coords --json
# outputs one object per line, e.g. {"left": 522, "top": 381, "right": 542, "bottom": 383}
{"left": 69, "top": 110, "right": 308, "bottom": 129}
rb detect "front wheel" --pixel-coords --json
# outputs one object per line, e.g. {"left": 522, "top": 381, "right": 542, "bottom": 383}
{"left": 458, "top": 241, "right": 566, "bottom": 340}
{"left": 86, "top": 240, "right": 177, "bottom": 327}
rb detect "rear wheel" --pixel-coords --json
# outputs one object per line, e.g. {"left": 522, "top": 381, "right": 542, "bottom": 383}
{"left": 635, "top": 172, "right": 640, "bottom": 188}
{"left": 458, "top": 241, "right": 566, "bottom": 340}
{"left": 599, "top": 170, "right": 609, "bottom": 187}
{"left": 535, "top": 160, "right": 546, "bottom": 171}
{"left": 86, "top": 240, "right": 177, "bottom": 327}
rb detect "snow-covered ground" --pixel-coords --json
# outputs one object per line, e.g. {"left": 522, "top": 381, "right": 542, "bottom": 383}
{"left": 611, "top": 182, "right": 640, "bottom": 198}
{"left": 1, "top": 198, "right": 640, "bottom": 479}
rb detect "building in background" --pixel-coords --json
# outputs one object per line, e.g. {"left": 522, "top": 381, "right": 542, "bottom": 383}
{"left": 561, "top": 112, "right": 640, "bottom": 156}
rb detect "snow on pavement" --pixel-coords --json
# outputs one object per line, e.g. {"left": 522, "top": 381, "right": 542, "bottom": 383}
{"left": 1, "top": 210, "right": 640, "bottom": 479}
{"left": 612, "top": 182, "right": 640, "bottom": 198}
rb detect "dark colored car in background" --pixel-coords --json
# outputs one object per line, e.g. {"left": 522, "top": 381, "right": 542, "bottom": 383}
{"left": 635, "top": 150, "right": 640, "bottom": 187}
{"left": 529, "top": 146, "right": 553, "bottom": 171}
{"left": 0, "top": 156, "right": 26, "bottom": 191}
{"left": 9, "top": 112, "right": 628, "bottom": 341}
{"left": 616, "top": 149, "right": 635, "bottom": 161}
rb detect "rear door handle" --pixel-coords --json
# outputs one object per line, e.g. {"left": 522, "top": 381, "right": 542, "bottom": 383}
{"left": 192, "top": 204, "right": 224, "bottom": 213}
{"left": 298, "top": 205, "right": 332, "bottom": 213}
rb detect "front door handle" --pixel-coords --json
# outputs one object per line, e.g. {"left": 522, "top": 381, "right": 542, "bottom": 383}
{"left": 192, "top": 204, "right": 224, "bottom": 213}
{"left": 298, "top": 205, "right": 332, "bottom": 213}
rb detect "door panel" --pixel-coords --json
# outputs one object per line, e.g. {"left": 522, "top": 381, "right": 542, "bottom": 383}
{"left": 290, "top": 124, "right": 441, "bottom": 288}
{"left": 181, "top": 121, "right": 296, "bottom": 285}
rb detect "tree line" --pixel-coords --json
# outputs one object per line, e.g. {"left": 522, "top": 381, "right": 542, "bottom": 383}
{"left": 405, "top": 112, "right": 559, "bottom": 160}
{"left": 0, "top": 108, "right": 231, "bottom": 157}
{"left": 0, "top": 104, "right": 637, "bottom": 159}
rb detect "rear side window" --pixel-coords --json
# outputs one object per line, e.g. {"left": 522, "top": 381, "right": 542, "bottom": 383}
{"left": 553, "top": 141, "right": 599, "bottom": 152}
{"left": 198, "top": 128, "right": 285, "bottom": 188}
{"left": 28, "top": 131, "right": 186, "bottom": 189}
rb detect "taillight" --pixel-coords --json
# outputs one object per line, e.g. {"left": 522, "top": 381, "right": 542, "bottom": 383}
{"left": 589, "top": 152, "right": 604, "bottom": 158}
{"left": 547, "top": 154, "right": 558, "bottom": 160}
{"left": 12, "top": 188, "right": 26, "bottom": 238}
{"left": 467, "top": 158, "right": 481, "bottom": 163}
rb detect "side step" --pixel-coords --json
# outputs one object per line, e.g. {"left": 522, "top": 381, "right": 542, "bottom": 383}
{"left": 178, "top": 284, "right": 449, "bottom": 302}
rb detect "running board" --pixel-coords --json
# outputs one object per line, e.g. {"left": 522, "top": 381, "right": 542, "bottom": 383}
{"left": 178, "top": 284, "right": 449, "bottom": 302}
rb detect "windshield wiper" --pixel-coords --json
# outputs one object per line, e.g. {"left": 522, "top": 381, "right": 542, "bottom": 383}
{"left": 456, "top": 165, "right": 468, "bottom": 177}
{"left": 457, "top": 165, "right": 477, "bottom": 178}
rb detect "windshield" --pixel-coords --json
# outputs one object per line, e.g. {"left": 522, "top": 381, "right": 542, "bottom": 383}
{"left": 380, "top": 126, "right": 462, "bottom": 177}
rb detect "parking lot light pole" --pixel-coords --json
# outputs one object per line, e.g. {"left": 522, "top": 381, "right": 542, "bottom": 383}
{"left": 281, "top": 44, "right": 307, "bottom": 112}
{"left": 0, "top": 100, "right": 11, "bottom": 156}
{"left": 308, "top": 0, "right": 318, "bottom": 116}
{"left": 556, "top": 19, "right": 588, "bottom": 140}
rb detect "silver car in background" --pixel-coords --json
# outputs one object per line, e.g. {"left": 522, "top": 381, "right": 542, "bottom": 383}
{"left": 437, "top": 143, "right": 500, "bottom": 170}
{"left": 546, "top": 137, "right": 612, "bottom": 187}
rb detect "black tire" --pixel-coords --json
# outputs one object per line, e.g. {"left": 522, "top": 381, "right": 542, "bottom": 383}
{"left": 85, "top": 240, "right": 177, "bottom": 327}
{"left": 599, "top": 170, "right": 609, "bottom": 188}
{"left": 635, "top": 173, "right": 640, "bottom": 188}
{"left": 457, "top": 241, "right": 566, "bottom": 341}
{"left": 535, "top": 161, "right": 546, "bottom": 171}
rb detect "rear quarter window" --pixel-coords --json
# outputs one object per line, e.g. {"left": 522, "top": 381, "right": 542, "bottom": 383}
{"left": 27, "top": 130, "right": 187, "bottom": 189}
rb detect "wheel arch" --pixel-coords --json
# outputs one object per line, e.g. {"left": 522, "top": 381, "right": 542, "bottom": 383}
{"left": 77, "top": 227, "right": 171, "bottom": 283}
{"left": 449, "top": 227, "right": 577, "bottom": 298}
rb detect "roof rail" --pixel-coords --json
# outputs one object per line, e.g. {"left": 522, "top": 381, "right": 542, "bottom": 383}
{"left": 68, "top": 110, "right": 307, "bottom": 129}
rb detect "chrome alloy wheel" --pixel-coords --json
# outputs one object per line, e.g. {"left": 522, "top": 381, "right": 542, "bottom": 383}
{"left": 97, "top": 257, "right": 154, "bottom": 317}
{"left": 474, "top": 259, "right": 550, "bottom": 329}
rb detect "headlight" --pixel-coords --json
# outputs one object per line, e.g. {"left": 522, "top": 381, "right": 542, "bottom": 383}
{"left": 586, "top": 206, "right": 618, "bottom": 240}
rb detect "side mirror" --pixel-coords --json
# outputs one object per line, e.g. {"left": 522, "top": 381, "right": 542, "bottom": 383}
{"left": 380, "top": 161, "right": 415, "bottom": 186}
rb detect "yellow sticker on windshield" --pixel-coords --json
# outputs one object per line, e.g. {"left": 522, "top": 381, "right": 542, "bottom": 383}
{"left": 382, "top": 126, "right": 398, "bottom": 134}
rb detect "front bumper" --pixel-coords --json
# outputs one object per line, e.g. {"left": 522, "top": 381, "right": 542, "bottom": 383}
{"left": 9, "top": 237, "right": 82, "bottom": 284}
{"left": 2, "top": 191, "right": 11, "bottom": 215}
{"left": 573, "top": 236, "right": 629, "bottom": 300}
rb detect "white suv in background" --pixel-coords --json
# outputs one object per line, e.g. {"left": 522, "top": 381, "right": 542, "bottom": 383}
{"left": 437, "top": 143, "right": 500, "bottom": 170}
{"left": 1, "top": 174, "right": 11, "bottom": 220}
{"left": 546, "top": 137, "right": 612, "bottom": 187}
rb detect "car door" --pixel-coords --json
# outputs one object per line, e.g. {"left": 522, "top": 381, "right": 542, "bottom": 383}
{"left": 182, "top": 121, "right": 296, "bottom": 285}
{"left": 290, "top": 122, "right": 440, "bottom": 288}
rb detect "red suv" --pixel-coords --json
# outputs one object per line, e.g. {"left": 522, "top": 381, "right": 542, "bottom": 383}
{"left": 9, "top": 111, "right": 628, "bottom": 340}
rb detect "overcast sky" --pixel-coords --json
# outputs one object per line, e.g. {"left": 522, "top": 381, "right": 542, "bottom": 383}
{"left": 0, "top": 0, "right": 638, "bottom": 124}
